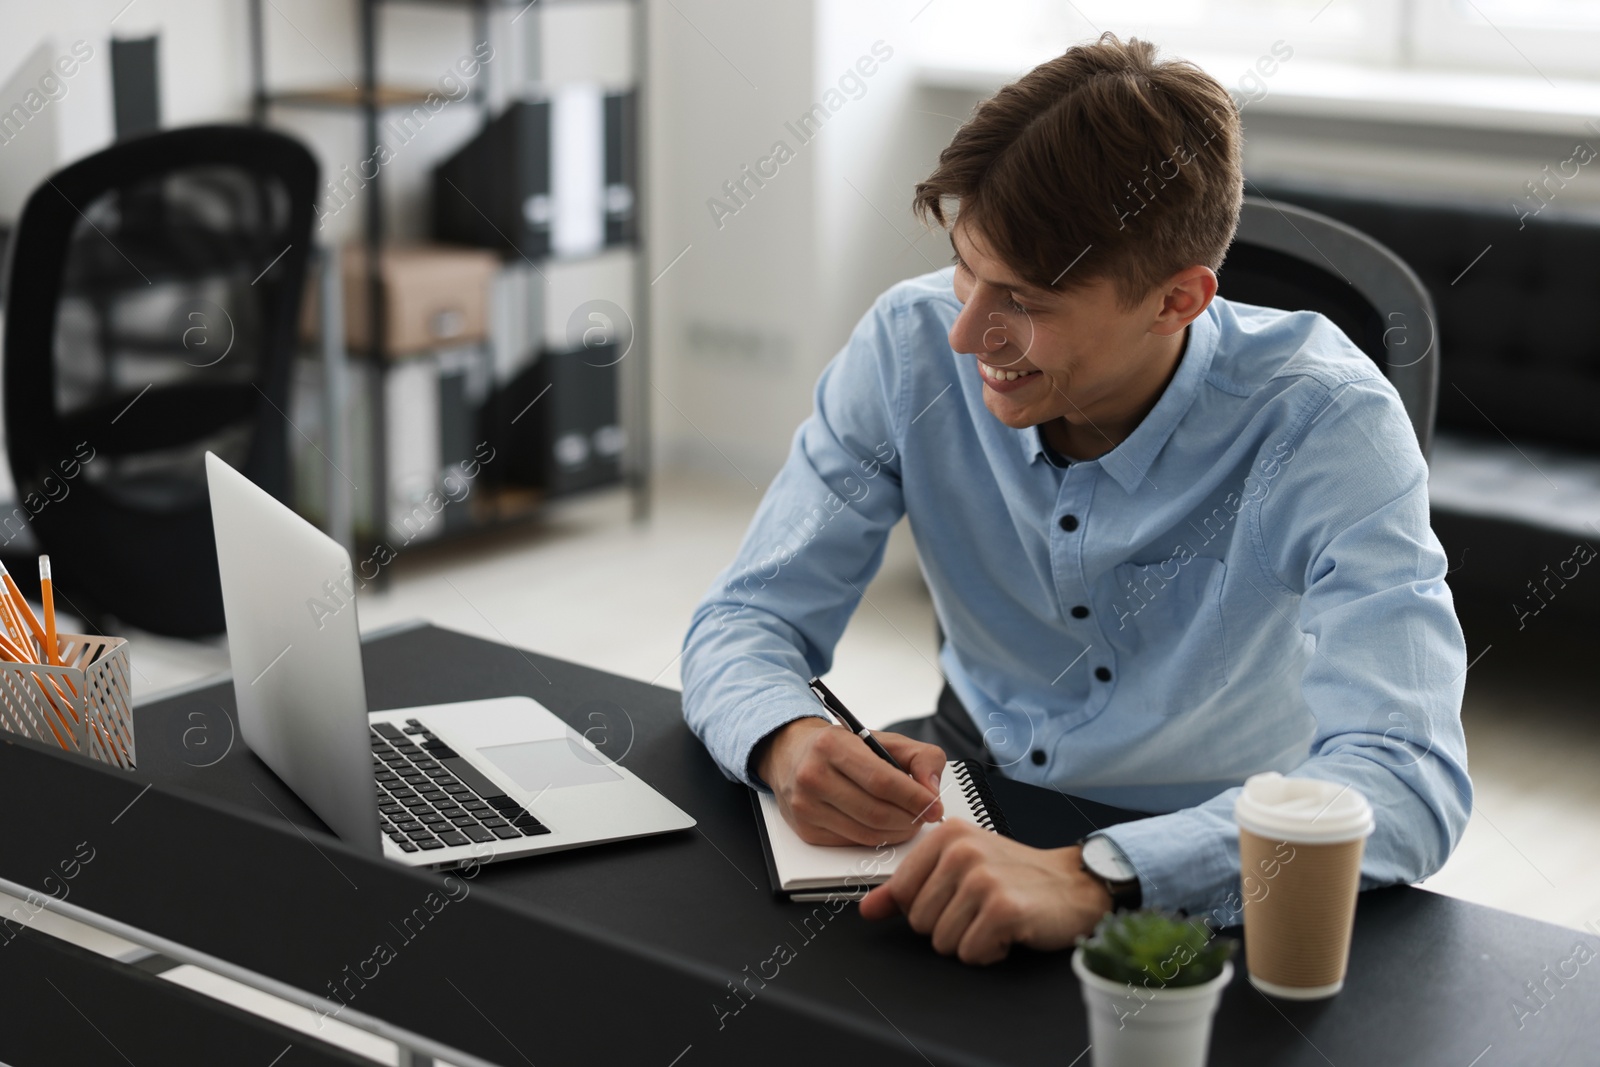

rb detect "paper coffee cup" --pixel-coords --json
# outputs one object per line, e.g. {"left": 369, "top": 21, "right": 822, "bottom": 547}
{"left": 1234, "top": 773, "right": 1374, "bottom": 999}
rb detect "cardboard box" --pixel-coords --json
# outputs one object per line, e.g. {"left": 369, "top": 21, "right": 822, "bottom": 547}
{"left": 302, "top": 243, "right": 500, "bottom": 358}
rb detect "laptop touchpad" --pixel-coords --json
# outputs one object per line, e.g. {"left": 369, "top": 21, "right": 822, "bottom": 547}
{"left": 478, "top": 739, "right": 622, "bottom": 792}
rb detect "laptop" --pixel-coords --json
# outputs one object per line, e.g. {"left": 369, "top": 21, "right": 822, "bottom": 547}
{"left": 204, "top": 451, "right": 695, "bottom": 870}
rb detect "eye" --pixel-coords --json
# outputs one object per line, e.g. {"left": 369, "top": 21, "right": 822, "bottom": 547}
{"left": 1007, "top": 296, "right": 1030, "bottom": 314}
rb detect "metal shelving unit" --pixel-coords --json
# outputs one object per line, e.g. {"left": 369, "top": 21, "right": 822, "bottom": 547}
{"left": 246, "top": 0, "right": 651, "bottom": 581}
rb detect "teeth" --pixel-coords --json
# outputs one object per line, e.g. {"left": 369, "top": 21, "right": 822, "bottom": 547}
{"left": 981, "top": 362, "right": 1038, "bottom": 382}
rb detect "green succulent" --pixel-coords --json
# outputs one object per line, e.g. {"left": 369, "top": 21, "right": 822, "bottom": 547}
{"left": 1076, "top": 909, "right": 1237, "bottom": 990}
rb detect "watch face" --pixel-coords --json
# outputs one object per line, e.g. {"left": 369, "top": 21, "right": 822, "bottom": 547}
{"left": 1082, "top": 835, "right": 1137, "bottom": 883}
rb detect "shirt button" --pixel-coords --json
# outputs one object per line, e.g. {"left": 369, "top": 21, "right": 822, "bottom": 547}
{"left": 1071, "top": 605, "right": 1090, "bottom": 619}
{"left": 1095, "top": 666, "right": 1113, "bottom": 682}
{"left": 1059, "top": 514, "right": 1080, "bottom": 532}
{"left": 1030, "top": 749, "right": 1046, "bottom": 765}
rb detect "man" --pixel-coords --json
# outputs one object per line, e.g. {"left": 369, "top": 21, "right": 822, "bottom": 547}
{"left": 680, "top": 33, "right": 1471, "bottom": 966}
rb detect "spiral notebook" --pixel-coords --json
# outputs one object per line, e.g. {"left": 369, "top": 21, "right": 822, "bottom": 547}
{"left": 751, "top": 759, "right": 1012, "bottom": 901}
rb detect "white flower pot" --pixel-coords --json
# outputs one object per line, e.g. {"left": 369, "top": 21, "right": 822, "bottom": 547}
{"left": 1073, "top": 948, "right": 1232, "bottom": 1067}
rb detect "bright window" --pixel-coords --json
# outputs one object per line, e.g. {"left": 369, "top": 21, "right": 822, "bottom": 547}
{"left": 911, "top": 0, "right": 1600, "bottom": 83}
{"left": 1413, "top": 0, "right": 1600, "bottom": 80}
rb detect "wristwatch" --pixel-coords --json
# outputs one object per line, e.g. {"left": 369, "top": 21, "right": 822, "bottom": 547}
{"left": 1077, "top": 834, "right": 1142, "bottom": 912}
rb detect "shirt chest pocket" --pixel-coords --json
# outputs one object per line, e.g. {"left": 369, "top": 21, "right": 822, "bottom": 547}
{"left": 1105, "top": 555, "right": 1229, "bottom": 691}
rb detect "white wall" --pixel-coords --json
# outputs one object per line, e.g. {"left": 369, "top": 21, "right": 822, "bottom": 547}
{"left": 0, "top": 3, "right": 120, "bottom": 218}
{"left": 644, "top": 0, "right": 821, "bottom": 486}
{"left": 814, "top": 0, "right": 943, "bottom": 361}
{"left": 645, "top": 0, "right": 956, "bottom": 487}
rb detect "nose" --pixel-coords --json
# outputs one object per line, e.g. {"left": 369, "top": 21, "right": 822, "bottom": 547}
{"left": 949, "top": 300, "right": 1005, "bottom": 356}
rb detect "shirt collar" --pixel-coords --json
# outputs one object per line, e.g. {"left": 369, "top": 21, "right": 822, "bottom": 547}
{"left": 1015, "top": 301, "right": 1219, "bottom": 493}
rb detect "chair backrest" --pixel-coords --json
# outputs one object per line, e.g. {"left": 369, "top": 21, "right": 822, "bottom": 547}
{"left": 2, "top": 125, "right": 317, "bottom": 636}
{"left": 1220, "top": 196, "right": 1439, "bottom": 461}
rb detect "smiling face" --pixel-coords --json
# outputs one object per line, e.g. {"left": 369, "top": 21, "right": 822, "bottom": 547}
{"left": 947, "top": 220, "right": 1215, "bottom": 455}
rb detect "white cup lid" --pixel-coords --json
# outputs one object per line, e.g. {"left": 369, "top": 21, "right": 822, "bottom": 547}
{"left": 1234, "top": 772, "right": 1374, "bottom": 844}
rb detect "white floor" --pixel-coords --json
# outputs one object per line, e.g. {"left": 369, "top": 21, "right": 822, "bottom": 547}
{"left": 14, "top": 465, "right": 1599, "bottom": 1060}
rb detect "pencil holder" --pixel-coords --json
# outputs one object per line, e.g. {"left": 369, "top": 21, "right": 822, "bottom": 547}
{"left": 0, "top": 633, "right": 135, "bottom": 770}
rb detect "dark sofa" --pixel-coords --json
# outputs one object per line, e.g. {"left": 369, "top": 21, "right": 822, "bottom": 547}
{"left": 1247, "top": 177, "right": 1600, "bottom": 633}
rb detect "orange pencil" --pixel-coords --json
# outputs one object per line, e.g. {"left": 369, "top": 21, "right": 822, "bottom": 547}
{"left": 39, "top": 556, "right": 57, "bottom": 666}
{"left": 0, "top": 558, "right": 79, "bottom": 698}
{"left": 0, "top": 584, "right": 30, "bottom": 657}
{"left": 0, "top": 561, "right": 46, "bottom": 657}
{"left": 0, "top": 629, "right": 33, "bottom": 663}
{"left": 30, "top": 695, "right": 71, "bottom": 751}
{"left": 32, "top": 558, "right": 113, "bottom": 759}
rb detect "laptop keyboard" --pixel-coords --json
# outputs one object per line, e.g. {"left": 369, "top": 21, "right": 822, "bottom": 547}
{"left": 371, "top": 719, "right": 550, "bottom": 853}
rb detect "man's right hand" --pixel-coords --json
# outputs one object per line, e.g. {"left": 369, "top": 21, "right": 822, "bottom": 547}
{"left": 753, "top": 717, "right": 947, "bottom": 846}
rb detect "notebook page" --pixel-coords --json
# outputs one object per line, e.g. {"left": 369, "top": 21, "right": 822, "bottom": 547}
{"left": 756, "top": 760, "right": 985, "bottom": 891}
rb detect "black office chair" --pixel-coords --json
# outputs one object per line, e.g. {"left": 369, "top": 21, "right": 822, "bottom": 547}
{"left": 2, "top": 125, "right": 318, "bottom": 636}
{"left": 1221, "top": 193, "right": 1440, "bottom": 461}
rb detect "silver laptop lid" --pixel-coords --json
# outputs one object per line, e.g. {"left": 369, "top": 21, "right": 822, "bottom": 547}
{"left": 205, "top": 452, "right": 380, "bottom": 855}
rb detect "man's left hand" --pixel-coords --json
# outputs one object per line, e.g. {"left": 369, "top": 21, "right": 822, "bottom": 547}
{"left": 858, "top": 820, "right": 1114, "bottom": 965}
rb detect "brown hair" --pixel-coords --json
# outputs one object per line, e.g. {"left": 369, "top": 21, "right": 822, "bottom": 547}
{"left": 913, "top": 33, "right": 1243, "bottom": 308}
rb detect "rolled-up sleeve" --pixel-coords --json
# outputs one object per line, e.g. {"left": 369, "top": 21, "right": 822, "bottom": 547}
{"left": 1100, "top": 375, "right": 1473, "bottom": 922}
{"left": 681, "top": 291, "right": 910, "bottom": 788}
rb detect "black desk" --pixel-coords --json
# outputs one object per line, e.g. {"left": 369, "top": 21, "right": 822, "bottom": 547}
{"left": 3, "top": 925, "right": 372, "bottom": 1066}
{"left": 4, "top": 623, "right": 1596, "bottom": 1066}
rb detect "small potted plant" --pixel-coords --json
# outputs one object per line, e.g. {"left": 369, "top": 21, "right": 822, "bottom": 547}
{"left": 1073, "top": 909, "right": 1237, "bottom": 1067}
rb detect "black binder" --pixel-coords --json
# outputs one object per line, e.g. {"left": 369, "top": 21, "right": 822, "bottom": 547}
{"left": 432, "top": 100, "right": 552, "bottom": 259}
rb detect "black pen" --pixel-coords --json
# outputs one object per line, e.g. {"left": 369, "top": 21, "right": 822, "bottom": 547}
{"left": 807, "top": 676, "right": 907, "bottom": 773}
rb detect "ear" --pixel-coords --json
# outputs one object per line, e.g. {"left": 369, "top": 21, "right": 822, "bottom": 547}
{"left": 1151, "top": 265, "right": 1217, "bottom": 336}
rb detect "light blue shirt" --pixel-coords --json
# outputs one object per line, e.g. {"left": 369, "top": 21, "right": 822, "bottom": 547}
{"left": 680, "top": 266, "right": 1472, "bottom": 921}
